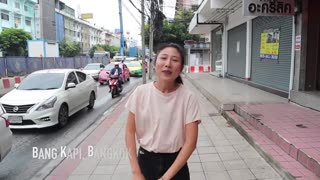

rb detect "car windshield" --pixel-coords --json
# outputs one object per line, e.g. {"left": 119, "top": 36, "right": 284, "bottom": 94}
{"left": 17, "top": 73, "right": 65, "bottom": 90}
{"left": 126, "top": 62, "right": 141, "bottom": 67}
{"left": 105, "top": 64, "right": 122, "bottom": 71}
{"left": 84, "top": 64, "right": 100, "bottom": 70}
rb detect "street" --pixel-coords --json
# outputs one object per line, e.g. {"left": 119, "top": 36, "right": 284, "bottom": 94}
{"left": 0, "top": 77, "right": 141, "bottom": 180}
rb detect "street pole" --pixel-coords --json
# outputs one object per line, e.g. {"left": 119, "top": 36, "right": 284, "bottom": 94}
{"left": 118, "top": 0, "right": 125, "bottom": 56}
{"left": 148, "top": 0, "right": 154, "bottom": 80}
{"left": 141, "top": 0, "right": 146, "bottom": 84}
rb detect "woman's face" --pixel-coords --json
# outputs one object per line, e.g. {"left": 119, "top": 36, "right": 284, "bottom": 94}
{"left": 155, "top": 47, "right": 182, "bottom": 83}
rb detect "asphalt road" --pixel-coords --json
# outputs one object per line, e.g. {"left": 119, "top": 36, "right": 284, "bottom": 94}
{"left": 0, "top": 77, "right": 142, "bottom": 180}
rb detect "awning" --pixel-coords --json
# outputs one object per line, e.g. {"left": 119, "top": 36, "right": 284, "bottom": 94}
{"left": 188, "top": 0, "right": 242, "bottom": 34}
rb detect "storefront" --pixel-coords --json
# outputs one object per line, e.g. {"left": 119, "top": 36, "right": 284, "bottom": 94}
{"left": 290, "top": 0, "right": 320, "bottom": 111}
{"left": 251, "top": 16, "right": 293, "bottom": 92}
{"left": 211, "top": 27, "right": 223, "bottom": 76}
{"left": 227, "top": 23, "right": 247, "bottom": 79}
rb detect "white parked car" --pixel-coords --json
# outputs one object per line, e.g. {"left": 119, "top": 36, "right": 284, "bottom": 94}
{"left": 81, "top": 63, "right": 105, "bottom": 80}
{"left": 0, "top": 69, "right": 97, "bottom": 129}
{"left": 0, "top": 115, "right": 12, "bottom": 162}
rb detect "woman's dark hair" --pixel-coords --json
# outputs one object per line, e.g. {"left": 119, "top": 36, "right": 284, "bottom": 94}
{"left": 154, "top": 43, "right": 185, "bottom": 84}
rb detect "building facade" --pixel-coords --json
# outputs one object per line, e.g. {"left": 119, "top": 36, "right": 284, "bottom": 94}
{"left": 0, "top": 0, "right": 122, "bottom": 55}
{"left": 188, "top": 0, "right": 320, "bottom": 111}
{"left": 54, "top": 1, "right": 108, "bottom": 54}
{"left": 39, "top": 0, "right": 56, "bottom": 41}
{"left": 0, "top": 0, "right": 37, "bottom": 36}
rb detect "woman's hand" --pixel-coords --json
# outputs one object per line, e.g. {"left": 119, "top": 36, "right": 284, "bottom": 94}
{"left": 132, "top": 172, "right": 145, "bottom": 180}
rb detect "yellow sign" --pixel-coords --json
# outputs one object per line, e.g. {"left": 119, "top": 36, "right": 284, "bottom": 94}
{"left": 260, "top": 29, "right": 280, "bottom": 60}
{"left": 81, "top": 13, "right": 93, "bottom": 19}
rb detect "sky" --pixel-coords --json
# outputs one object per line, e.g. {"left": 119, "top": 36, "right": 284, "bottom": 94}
{"left": 61, "top": 0, "right": 177, "bottom": 43}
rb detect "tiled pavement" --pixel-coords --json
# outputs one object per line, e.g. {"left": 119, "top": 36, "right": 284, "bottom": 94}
{"left": 45, "top": 77, "right": 282, "bottom": 180}
{"left": 186, "top": 73, "right": 320, "bottom": 179}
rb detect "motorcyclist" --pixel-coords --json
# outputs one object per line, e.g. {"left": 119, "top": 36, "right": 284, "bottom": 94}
{"left": 109, "top": 64, "right": 123, "bottom": 92}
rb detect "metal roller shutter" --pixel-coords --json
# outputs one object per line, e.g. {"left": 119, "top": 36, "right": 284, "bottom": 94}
{"left": 227, "top": 23, "right": 247, "bottom": 79}
{"left": 251, "top": 16, "right": 293, "bottom": 92}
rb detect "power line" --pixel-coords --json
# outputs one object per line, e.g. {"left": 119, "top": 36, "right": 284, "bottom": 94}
{"left": 128, "top": 0, "right": 150, "bottom": 18}
{"left": 123, "top": 1, "right": 141, "bottom": 26}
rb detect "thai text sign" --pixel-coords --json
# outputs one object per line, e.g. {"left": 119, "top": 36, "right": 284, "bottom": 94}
{"left": 260, "top": 28, "right": 280, "bottom": 60}
{"left": 81, "top": 13, "right": 93, "bottom": 19}
{"left": 243, "top": 0, "right": 295, "bottom": 16}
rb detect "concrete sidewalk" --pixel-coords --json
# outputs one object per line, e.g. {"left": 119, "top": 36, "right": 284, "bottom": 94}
{"left": 42, "top": 76, "right": 282, "bottom": 180}
{"left": 186, "top": 73, "right": 320, "bottom": 180}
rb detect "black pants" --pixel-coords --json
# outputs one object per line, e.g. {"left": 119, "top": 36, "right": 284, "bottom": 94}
{"left": 138, "top": 147, "right": 190, "bottom": 180}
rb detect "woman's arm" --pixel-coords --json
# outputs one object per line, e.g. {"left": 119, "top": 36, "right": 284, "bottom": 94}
{"left": 125, "top": 112, "right": 143, "bottom": 175}
{"left": 160, "top": 121, "right": 199, "bottom": 180}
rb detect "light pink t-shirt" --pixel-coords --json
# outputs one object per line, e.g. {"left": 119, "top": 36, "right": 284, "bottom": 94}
{"left": 125, "top": 82, "right": 201, "bottom": 153}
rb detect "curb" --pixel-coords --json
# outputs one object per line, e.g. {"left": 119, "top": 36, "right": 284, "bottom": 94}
{"left": 0, "top": 76, "right": 26, "bottom": 97}
{"left": 184, "top": 74, "right": 222, "bottom": 112}
{"left": 222, "top": 111, "right": 295, "bottom": 180}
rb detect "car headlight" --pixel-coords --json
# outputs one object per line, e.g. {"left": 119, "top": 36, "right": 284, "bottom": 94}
{"left": 36, "top": 96, "right": 57, "bottom": 111}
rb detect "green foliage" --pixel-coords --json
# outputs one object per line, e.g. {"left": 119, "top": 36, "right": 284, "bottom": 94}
{"left": 89, "top": 45, "right": 97, "bottom": 58}
{"left": 59, "top": 39, "right": 81, "bottom": 57}
{"left": 89, "top": 44, "right": 120, "bottom": 58}
{"left": 0, "top": 28, "right": 32, "bottom": 56}
{"left": 145, "top": 10, "right": 200, "bottom": 49}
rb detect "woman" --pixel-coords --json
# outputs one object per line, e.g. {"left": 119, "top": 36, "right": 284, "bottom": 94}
{"left": 125, "top": 43, "right": 201, "bottom": 180}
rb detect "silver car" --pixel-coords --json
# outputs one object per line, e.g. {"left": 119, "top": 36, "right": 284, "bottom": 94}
{"left": 0, "top": 69, "right": 97, "bottom": 129}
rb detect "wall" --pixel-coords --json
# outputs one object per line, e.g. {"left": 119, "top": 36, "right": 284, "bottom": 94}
{"left": 28, "top": 40, "right": 44, "bottom": 57}
{"left": 40, "top": 0, "right": 56, "bottom": 41}
{"left": 227, "top": 7, "right": 256, "bottom": 31}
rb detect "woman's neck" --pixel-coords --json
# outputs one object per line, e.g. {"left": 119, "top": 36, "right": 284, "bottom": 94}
{"left": 154, "top": 80, "right": 179, "bottom": 93}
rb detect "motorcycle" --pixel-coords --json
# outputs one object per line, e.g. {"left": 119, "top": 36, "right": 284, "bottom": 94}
{"left": 109, "top": 74, "right": 122, "bottom": 98}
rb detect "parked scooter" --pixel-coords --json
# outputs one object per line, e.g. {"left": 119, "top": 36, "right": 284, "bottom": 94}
{"left": 109, "top": 75, "right": 122, "bottom": 98}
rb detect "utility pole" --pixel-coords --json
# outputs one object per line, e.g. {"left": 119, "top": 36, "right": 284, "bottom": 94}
{"left": 141, "top": 0, "right": 146, "bottom": 84}
{"left": 118, "top": 0, "right": 125, "bottom": 56}
{"left": 148, "top": 0, "right": 154, "bottom": 80}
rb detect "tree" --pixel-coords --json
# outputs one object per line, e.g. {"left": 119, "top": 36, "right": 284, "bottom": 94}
{"left": 89, "top": 44, "right": 120, "bottom": 58}
{"left": 59, "top": 39, "right": 81, "bottom": 57}
{"left": 0, "top": 28, "right": 32, "bottom": 56}
{"left": 145, "top": 10, "right": 200, "bottom": 49}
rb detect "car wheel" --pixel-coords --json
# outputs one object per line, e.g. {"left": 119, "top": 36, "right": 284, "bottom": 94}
{"left": 127, "top": 77, "right": 130, "bottom": 81}
{"left": 100, "top": 82, "right": 104, "bottom": 85}
{"left": 87, "top": 92, "right": 95, "bottom": 109}
{"left": 58, "top": 104, "right": 68, "bottom": 128}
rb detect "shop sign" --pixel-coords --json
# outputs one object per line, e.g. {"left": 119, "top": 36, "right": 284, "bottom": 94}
{"left": 243, "top": 0, "right": 295, "bottom": 16}
{"left": 295, "top": 35, "right": 301, "bottom": 51}
{"left": 260, "top": 28, "right": 280, "bottom": 60}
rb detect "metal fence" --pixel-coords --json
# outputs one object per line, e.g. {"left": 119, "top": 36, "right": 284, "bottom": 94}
{"left": 0, "top": 56, "right": 110, "bottom": 77}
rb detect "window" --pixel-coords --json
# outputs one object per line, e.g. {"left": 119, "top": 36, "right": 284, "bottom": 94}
{"left": 15, "top": 2, "right": 20, "bottom": 9}
{"left": 24, "top": 5, "right": 28, "bottom": 12}
{"left": 66, "top": 72, "right": 78, "bottom": 85}
{"left": 191, "top": 5, "right": 198, "bottom": 11}
{"left": 25, "top": 19, "right": 31, "bottom": 26}
{"left": 1, "top": 13, "right": 9, "bottom": 21}
{"left": 76, "top": 72, "right": 86, "bottom": 83}
{"left": 0, "top": 0, "right": 7, "bottom": 4}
